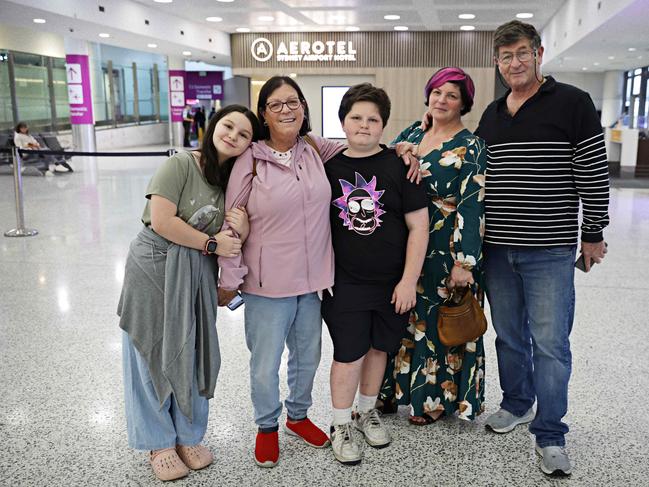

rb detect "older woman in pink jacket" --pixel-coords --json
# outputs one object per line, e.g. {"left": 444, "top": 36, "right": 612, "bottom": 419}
{"left": 218, "top": 76, "right": 345, "bottom": 468}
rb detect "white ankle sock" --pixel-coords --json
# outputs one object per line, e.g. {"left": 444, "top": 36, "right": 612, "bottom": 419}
{"left": 357, "top": 393, "right": 378, "bottom": 414}
{"left": 332, "top": 406, "right": 352, "bottom": 426}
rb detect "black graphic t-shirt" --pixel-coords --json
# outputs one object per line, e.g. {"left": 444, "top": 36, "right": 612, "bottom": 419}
{"left": 325, "top": 147, "right": 428, "bottom": 290}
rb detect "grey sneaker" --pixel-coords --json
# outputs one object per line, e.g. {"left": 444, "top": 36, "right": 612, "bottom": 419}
{"left": 535, "top": 444, "right": 572, "bottom": 476}
{"left": 485, "top": 407, "right": 535, "bottom": 433}
{"left": 330, "top": 422, "right": 362, "bottom": 466}
{"left": 354, "top": 408, "right": 391, "bottom": 448}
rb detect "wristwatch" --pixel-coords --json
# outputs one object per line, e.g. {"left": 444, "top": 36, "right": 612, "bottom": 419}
{"left": 202, "top": 236, "right": 218, "bottom": 255}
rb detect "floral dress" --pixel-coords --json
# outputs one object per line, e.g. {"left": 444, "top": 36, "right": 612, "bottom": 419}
{"left": 380, "top": 122, "right": 487, "bottom": 421}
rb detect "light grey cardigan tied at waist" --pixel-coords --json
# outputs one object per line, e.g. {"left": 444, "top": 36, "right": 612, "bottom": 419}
{"left": 118, "top": 226, "right": 220, "bottom": 420}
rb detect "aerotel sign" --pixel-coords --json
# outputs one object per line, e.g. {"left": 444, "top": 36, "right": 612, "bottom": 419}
{"left": 250, "top": 38, "right": 357, "bottom": 62}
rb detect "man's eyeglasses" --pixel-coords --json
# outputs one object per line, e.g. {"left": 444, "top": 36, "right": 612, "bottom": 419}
{"left": 496, "top": 50, "right": 536, "bottom": 65}
{"left": 266, "top": 99, "right": 302, "bottom": 113}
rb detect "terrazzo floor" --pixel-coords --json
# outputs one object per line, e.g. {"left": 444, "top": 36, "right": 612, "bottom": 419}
{"left": 1, "top": 147, "right": 648, "bottom": 486}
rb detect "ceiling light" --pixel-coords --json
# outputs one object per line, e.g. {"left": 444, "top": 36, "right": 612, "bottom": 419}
{"left": 182, "top": 50, "right": 191, "bottom": 56}
{"left": 206, "top": 16, "right": 223, "bottom": 22}
{"left": 345, "top": 26, "right": 360, "bottom": 32}
{"left": 384, "top": 14, "right": 400, "bottom": 20}
{"left": 516, "top": 13, "right": 534, "bottom": 19}
{"left": 236, "top": 27, "right": 250, "bottom": 33}
{"left": 639, "top": 55, "right": 644, "bottom": 59}
{"left": 460, "top": 25, "right": 475, "bottom": 31}
{"left": 154, "top": 0, "right": 173, "bottom": 3}
{"left": 458, "top": 14, "right": 475, "bottom": 20}
{"left": 289, "top": 73, "right": 297, "bottom": 78}
{"left": 98, "top": 33, "right": 110, "bottom": 38}
{"left": 217, "top": 0, "right": 234, "bottom": 2}
{"left": 593, "top": 62, "right": 600, "bottom": 66}
{"left": 258, "top": 15, "right": 274, "bottom": 21}
{"left": 394, "top": 26, "right": 408, "bottom": 31}
{"left": 147, "top": 43, "right": 158, "bottom": 48}
{"left": 582, "top": 67, "right": 588, "bottom": 71}
{"left": 628, "top": 47, "right": 637, "bottom": 51}
{"left": 33, "top": 18, "right": 46, "bottom": 24}
{"left": 608, "top": 56, "right": 615, "bottom": 60}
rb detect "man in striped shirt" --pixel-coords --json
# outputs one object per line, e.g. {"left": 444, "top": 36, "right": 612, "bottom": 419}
{"left": 475, "top": 21, "right": 609, "bottom": 477}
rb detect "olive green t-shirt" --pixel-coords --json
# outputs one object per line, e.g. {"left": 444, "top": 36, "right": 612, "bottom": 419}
{"left": 141, "top": 152, "right": 225, "bottom": 235}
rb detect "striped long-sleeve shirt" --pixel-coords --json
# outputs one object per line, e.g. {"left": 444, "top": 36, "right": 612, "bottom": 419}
{"left": 475, "top": 76, "right": 609, "bottom": 247}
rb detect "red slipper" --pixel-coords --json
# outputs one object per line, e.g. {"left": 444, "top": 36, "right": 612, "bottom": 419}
{"left": 284, "top": 418, "right": 330, "bottom": 448}
{"left": 255, "top": 431, "right": 279, "bottom": 468}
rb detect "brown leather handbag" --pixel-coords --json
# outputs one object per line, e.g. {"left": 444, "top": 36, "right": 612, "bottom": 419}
{"left": 437, "top": 286, "right": 487, "bottom": 347}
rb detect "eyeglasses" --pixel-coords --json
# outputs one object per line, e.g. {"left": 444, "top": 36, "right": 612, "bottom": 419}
{"left": 496, "top": 50, "right": 536, "bottom": 65}
{"left": 265, "top": 98, "right": 302, "bottom": 113}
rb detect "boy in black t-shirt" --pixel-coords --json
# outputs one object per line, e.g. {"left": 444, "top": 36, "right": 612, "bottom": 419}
{"left": 323, "top": 83, "right": 429, "bottom": 465}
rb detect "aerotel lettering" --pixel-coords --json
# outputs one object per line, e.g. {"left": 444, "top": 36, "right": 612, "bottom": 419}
{"left": 251, "top": 38, "right": 357, "bottom": 62}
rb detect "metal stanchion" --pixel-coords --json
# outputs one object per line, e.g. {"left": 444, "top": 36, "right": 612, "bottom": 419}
{"left": 4, "top": 147, "right": 38, "bottom": 237}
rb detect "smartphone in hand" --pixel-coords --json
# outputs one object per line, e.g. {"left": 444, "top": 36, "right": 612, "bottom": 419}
{"left": 227, "top": 291, "right": 244, "bottom": 311}
{"left": 575, "top": 242, "right": 608, "bottom": 272}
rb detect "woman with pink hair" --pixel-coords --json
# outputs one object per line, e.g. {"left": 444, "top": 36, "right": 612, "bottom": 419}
{"left": 378, "top": 67, "right": 487, "bottom": 425}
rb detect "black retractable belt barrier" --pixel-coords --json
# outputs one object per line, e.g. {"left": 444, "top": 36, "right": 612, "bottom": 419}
{"left": 3, "top": 147, "right": 177, "bottom": 238}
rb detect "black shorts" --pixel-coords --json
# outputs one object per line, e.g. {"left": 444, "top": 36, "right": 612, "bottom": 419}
{"left": 321, "top": 283, "right": 409, "bottom": 363}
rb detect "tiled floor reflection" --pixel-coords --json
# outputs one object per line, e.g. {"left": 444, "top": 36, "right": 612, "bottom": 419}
{"left": 1, "top": 148, "right": 648, "bottom": 486}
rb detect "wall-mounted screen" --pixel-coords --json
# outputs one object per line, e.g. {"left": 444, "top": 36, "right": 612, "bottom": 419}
{"left": 321, "top": 86, "right": 350, "bottom": 139}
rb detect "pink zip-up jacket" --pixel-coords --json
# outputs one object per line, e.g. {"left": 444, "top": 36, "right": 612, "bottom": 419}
{"left": 219, "top": 133, "right": 345, "bottom": 298}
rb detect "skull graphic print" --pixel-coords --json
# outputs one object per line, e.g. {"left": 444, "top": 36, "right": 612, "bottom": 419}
{"left": 333, "top": 172, "right": 385, "bottom": 235}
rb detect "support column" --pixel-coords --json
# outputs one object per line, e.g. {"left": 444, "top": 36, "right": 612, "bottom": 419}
{"left": 168, "top": 55, "right": 186, "bottom": 148}
{"left": 601, "top": 70, "right": 624, "bottom": 128}
{"left": 64, "top": 38, "right": 96, "bottom": 152}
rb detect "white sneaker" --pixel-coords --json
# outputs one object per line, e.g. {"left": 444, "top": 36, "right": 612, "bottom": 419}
{"left": 330, "top": 422, "right": 362, "bottom": 466}
{"left": 354, "top": 408, "right": 391, "bottom": 448}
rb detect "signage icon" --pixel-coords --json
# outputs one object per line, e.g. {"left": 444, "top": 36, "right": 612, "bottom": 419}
{"left": 67, "top": 85, "right": 84, "bottom": 104}
{"left": 170, "top": 76, "right": 184, "bottom": 91}
{"left": 65, "top": 63, "right": 82, "bottom": 84}
{"left": 171, "top": 91, "right": 185, "bottom": 107}
{"left": 251, "top": 38, "right": 273, "bottom": 62}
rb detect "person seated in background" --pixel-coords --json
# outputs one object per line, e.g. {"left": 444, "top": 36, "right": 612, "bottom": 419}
{"left": 13, "top": 122, "right": 73, "bottom": 172}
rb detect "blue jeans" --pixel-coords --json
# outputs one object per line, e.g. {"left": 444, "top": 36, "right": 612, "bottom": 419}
{"left": 483, "top": 244, "right": 576, "bottom": 448}
{"left": 243, "top": 292, "right": 322, "bottom": 431}
{"left": 122, "top": 332, "right": 209, "bottom": 450}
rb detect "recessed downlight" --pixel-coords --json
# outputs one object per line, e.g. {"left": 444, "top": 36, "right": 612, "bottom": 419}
{"left": 236, "top": 27, "right": 250, "bottom": 33}
{"left": 206, "top": 16, "right": 223, "bottom": 22}
{"left": 217, "top": 0, "right": 235, "bottom": 2}
{"left": 154, "top": 0, "right": 173, "bottom": 3}
{"left": 33, "top": 18, "right": 46, "bottom": 24}
{"left": 394, "top": 26, "right": 408, "bottom": 31}
{"left": 345, "top": 26, "right": 360, "bottom": 32}
{"left": 98, "top": 33, "right": 111, "bottom": 38}
{"left": 460, "top": 25, "right": 475, "bottom": 31}
{"left": 608, "top": 55, "right": 615, "bottom": 60}
{"left": 384, "top": 14, "right": 400, "bottom": 20}
{"left": 516, "top": 13, "right": 534, "bottom": 19}
{"left": 182, "top": 50, "right": 192, "bottom": 56}
{"left": 628, "top": 47, "right": 637, "bottom": 51}
{"left": 147, "top": 43, "right": 158, "bottom": 48}
{"left": 458, "top": 13, "right": 475, "bottom": 20}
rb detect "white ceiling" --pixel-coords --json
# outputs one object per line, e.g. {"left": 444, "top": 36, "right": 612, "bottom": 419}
{"left": 129, "top": 0, "right": 564, "bottom": 33}
{"left": 543, "top": 0, "right": 649, "bottom": 73}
